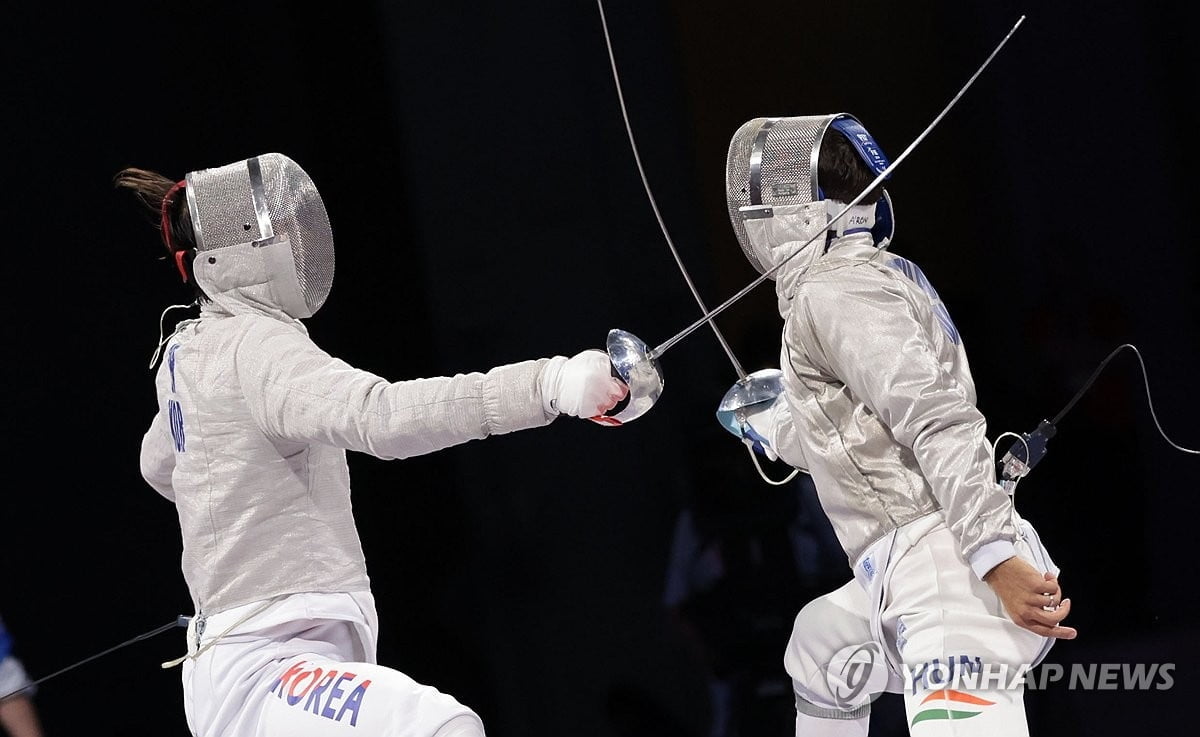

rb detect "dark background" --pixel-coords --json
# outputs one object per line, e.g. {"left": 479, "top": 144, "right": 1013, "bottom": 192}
{"left": 2, "top": 1, "right": 1197, "bottom": 735}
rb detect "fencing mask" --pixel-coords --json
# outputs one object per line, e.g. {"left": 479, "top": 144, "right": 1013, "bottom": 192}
{"left": 185, "top": 153, "right": 334, "bottom": 319}
{"left": 725, "top": 114, "right": 894, "bottom": 277}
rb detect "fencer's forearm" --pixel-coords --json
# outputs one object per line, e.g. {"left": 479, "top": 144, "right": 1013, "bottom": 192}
{"left": 868, "top": 386, "right": 1016, "bottom": 571}
{"left": 339, "top": 360, "right": 554, "bottom": 459}
{"left": 237, "top": 322, "right": 553, "bottom": 459}
{"left": 0, "top": 695, "right": 44, "bottom": 737}
{"left": 903, "top": 414, "right": 1018, "bottom": 577}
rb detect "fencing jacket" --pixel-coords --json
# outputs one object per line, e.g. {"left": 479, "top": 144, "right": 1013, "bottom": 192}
{"left": 140, "top": 254, "right": 555, "bottom": 616}
{"left": 763, "top": 232, "right": 1018, "bottom": 581}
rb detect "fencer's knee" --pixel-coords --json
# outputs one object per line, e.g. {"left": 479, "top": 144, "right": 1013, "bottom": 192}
{"left": 787, "top": 619, "right": 874, "bottom": 719}
{"left": 432, "top": 712, "right": 485, "bottom": 737}
{"left": 784, "top": 599, "right": 828, "bottom": 684}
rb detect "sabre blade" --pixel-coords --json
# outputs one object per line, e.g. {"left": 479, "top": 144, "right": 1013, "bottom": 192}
{"left": 647, "top": 15, "right": 1027, "bottom": 362}
{"left": 595, "top": 0, "right": 748, "bottom": 379}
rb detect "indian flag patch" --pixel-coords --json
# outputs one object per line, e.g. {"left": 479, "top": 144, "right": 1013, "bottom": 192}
{"left": 910, "top": 689, "right": 995, "bottom": 727}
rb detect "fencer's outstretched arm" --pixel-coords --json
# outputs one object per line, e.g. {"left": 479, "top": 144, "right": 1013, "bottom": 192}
{"left": 139, "top": 410, "right": 176, "bottom": 501}
{"left": 790, "top": 280, "right": 1016, "bottom": 580}
{"left": 233, "top": 317, "right": 621, "bottom": 459}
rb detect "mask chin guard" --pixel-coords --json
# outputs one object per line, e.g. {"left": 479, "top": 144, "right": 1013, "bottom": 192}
{"left": 590, "top": 329, "right": 664, "bottom": 426}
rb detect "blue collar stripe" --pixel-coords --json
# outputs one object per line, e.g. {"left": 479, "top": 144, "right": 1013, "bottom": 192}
{"left": 831, "top": 118, "right": 891, "bottom": 178}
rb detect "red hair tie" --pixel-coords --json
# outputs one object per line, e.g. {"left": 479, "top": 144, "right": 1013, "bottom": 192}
{"left": 160, "top": 179, "right": 189, "bottom": 283}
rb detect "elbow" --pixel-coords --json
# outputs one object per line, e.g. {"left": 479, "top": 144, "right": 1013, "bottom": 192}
{"left": 139, "top": 460, "right": 176, "bottom": 502}
{"left": 900, "top": 404, "right": 983, "bottom": 449}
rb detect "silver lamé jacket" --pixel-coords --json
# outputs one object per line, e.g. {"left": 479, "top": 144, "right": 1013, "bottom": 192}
{"left": 760, "top": 222, "right": 1018, "bottom": 581}
{"left": 139, "top": 250, "right": 555, "bottom": 617}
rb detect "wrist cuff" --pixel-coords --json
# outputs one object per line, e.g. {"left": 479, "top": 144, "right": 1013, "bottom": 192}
{"left": 969, "top": 540, "right": 1018, "bottom": 581}
{"left": 537, "top": 356, "right": 568, "bottom": 416}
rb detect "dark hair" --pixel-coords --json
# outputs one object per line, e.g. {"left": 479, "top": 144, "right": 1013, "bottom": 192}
{"left": 817, "top": 131, "right": 884, "bottom": 205}
{"left": 113, "top": 167, "right": 209, "bottom": 302}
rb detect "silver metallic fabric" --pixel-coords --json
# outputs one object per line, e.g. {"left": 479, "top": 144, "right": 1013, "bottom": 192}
{"left": 141, "top": 157, "right": 559, "bottom": 614}
{"left": 141, "top": 311, "right": 555, "bottom": 614}
{"left": 765, "top": 232, "right": 1017, "bottom": 574}
{"left": 186, "top": 153, "right": 334, "bottom": 318}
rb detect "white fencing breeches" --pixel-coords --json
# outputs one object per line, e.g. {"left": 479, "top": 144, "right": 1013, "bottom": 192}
{"left": 784, "top": 521, "right": 1054, "bottom": 736}
{"left": 179, "top": 594, "right": 482, "bottom": 737}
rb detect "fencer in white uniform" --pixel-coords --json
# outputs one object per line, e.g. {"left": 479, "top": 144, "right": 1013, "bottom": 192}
{"left": 717, "top": 115, "right": 1076, "bottom": 736}
{"left": 117, "top": 154, "right": 629, "bottom": 737}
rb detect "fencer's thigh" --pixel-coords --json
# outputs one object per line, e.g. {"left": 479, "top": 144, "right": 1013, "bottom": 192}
{"left": 185, "top": 620, "right": 481, "bottom": 737}
{"left": 882, "top": 526, "right": 1048, "bottom": 672}
{"left": 256, "top": 655, "right": 481, "bottom": 736}
{"left": 785, "top": 579, "right": 902, "bottom": 709}
{"left": 882, "top": 527, "right": 1048, "bottom": 736}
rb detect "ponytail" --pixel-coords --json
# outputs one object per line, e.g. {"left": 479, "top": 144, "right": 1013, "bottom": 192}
{"left": 114, "top": 167, "right": 207, "bottom": 301}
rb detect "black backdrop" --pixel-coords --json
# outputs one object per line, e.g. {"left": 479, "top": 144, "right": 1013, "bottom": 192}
{"left": 1, "top": 1, "right": 1197, "bottom": 735}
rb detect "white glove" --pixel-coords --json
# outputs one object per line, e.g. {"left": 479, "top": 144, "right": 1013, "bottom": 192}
{"left": 540, "top": 350, "right": 629, "bottom": 418}
{"left": 741, "top": 402, "right": 779, "bottom": 461}
{"left": 716, "top": 373, "right": 783, "bottom": 461}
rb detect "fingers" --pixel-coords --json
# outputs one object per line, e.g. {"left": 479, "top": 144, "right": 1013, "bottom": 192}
{"left": 1028, "top": 598, "right": 1072, "bottom": 627}
{"left": 583, "top": 379, "right": 629, "bottom": 417}
{"left": 604, "top": 379, "right": 628, "bottom": 407}
{"left": 1013, "top": 599, "right": 1076, "bottom": 639}
{"left": 1025, "top": 622, "right": 1078, "bottom": 640}
{"left": 1024, "top": 585, "right": 1060, "bottom": 609}
{"left": 1016, "top": 572, "right": 1061, "bottom": 609}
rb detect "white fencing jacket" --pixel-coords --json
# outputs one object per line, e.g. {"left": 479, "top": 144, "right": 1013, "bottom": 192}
{"left": 140, "top": 250, "right": 556, "bottom": 616}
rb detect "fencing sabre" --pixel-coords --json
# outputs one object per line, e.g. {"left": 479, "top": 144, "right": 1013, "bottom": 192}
{"left": 598, "top": 15, "right": 1028, "bottom": 425}
{"left": 592, "top": 0, "right": 753, "bottom": 426}
{"left": 592, "top": 0, "right": 805, "bottom": 484}
{"left": 593, "top": 0, "right": 749, "bottom": 382}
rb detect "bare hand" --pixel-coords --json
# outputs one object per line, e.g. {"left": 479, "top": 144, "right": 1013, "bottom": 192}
{"left": 983, "top": 556, "right": 1077, "bottom": 640}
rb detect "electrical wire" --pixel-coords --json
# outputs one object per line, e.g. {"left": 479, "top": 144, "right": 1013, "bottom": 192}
{"left": 0, "top": 618, "right": 185, "bottom": 701}
{"left": 1052, "top": 343, "right": 1197, "bottom": 454}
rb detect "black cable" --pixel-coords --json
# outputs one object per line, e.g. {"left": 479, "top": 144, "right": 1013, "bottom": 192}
{"left": 1051, "top": 343, "right": 1131, "bottom": 424}
{"left": 0, "top": 616, "right": 188, "bottom": 701}
{"left": 998, "top": 342, "right": 1197, "bottom": 485}
{"left": 1051, "top": 343, "right": 1197, "bottom": 454}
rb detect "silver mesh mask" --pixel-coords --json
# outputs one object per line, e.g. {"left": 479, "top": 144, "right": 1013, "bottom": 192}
{"left": 726, "top": 114, "right": 894, "bottom": 274}
{"left": 185, "top": 153, "right": 334, "bottom": 318}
